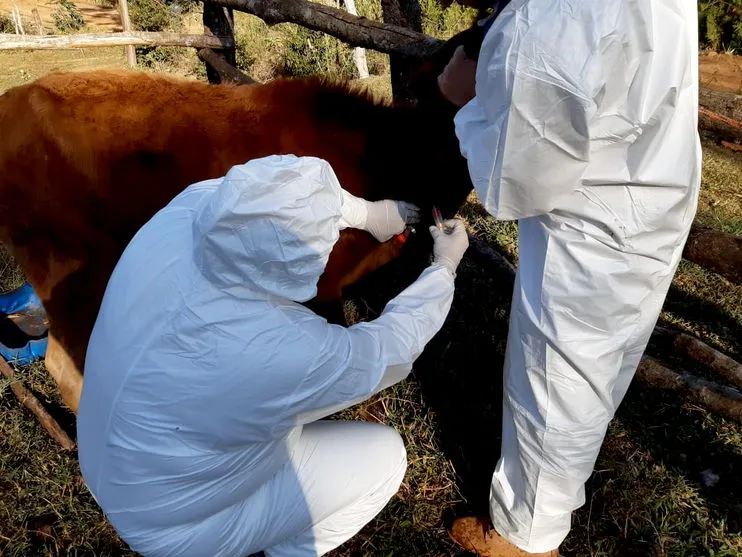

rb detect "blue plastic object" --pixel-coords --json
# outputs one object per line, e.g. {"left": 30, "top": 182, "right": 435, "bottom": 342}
{"left": 0, "top": 336, "right": 48, "bottom": 366}
{"left": 0, "top": 282, "right": 41, "bottom": 315}
{"left": 0, "top": 282, "right": 49, "bottom": 365}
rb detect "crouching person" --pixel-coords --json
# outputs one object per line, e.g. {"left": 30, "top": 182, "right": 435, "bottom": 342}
{"left": 77, "top": 155, "right": 469, "bottom": 557}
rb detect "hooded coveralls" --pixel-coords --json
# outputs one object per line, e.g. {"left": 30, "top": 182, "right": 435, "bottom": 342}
{"left": 77, "top": 155, "right": 457, "bottom": 557}
{"left": 453, "top": 0, "right": 702, "bottom": 552}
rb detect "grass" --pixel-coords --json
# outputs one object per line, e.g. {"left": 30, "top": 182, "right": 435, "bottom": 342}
{"left": 694, "top": 141, "right": 742, "bottom": 236}
{"left": 0, "top": 48, "right": 128, "bottom": 94}
{"left": 1, "top": 141, "right": 740, "bottom": 556}
{"left": 0, "top": 364, "right": 132, "bottom": 557}
{"left": 0, "top": 244, "right": 25, "bottom": 294}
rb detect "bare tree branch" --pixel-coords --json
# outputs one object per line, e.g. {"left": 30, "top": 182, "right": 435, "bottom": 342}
{"left": 198, "top": 48, "right": 256, "bottom": 84}
{"left": 0, "top": 358, "right": 75, "bottom": 451}
{"left": 205, "top": 0, "right": 444, "bottom": 57}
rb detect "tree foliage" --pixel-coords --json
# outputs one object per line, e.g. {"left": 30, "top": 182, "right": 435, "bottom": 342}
{"left": 699, "top": 0, "right": 742, "bottom": 51}
{"left": 52, "top": 0, "right": 85, "bottom": 34}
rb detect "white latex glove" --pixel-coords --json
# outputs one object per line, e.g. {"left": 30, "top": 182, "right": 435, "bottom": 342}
{"left": 430, "top": 219, "right": 469, "bottom": 275}
{"left": 339, "top": 190, "right": 421, "bottom": 242}
{"left": 365, "top": 199, "right": 421, "bottom": 242}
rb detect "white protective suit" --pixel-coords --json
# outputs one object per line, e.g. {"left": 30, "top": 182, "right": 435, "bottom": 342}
{"left": 453, "top": 0, "right": 701, "bottom": 552}
{"left": 77, "top": 155, "right": 457, "bottom": 557}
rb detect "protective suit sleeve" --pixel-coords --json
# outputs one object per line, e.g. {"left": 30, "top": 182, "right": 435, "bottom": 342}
{"left": 338, "top": 189, "right": 369, "bottom": 230}
{"left": 454, "top": 6, "right": 602, "bottom": 220}
{"left": 278, "top": 264, "right": 455, "bottom": 428}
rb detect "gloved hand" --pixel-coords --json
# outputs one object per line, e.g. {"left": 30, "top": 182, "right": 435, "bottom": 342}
{"left": 437, "top": 45, "right": 478, "bottom": 107}
{"left": 430, "top": 218, "right": 469, "bottom": 275}
{"left": 364, "top": 199, "right": 421, "bottom": 242}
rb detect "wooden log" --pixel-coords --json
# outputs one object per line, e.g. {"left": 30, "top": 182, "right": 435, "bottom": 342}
{"left": 698, "top": 107, "right": 742, "bottom": 143}
{"left": 699, "top": 87, "right": 742, "bottom": 122}
{"left": 0, "top": 358, "right": 75, "bottom": 450}
{"left": 118, "top": 0, "right": 136, "bottom": 67}
{"left": 0, "top": 32, "right": 233, "bottom": 50}
{"left": 721, "top": 140, "right": 742, "bottom": 153}
{"left": 683, "top": 225, "right": 742, "bottom": 285}
{"left": 198, "top": 47, "right": 256, "bottom": 84}
{"left": 203, "top": 1, "right": 237, "bottom": 85}
{"left": 465, "top": 231, "right": 742, "bottom": 421}
{"left": 654, "top": 326, "right": 742, "bottom": 390}
{"left": 469, "top": 223, "right": 741, "bottom": 295}
{"left": 636, "top": 356, "right": 742, "bottom": 423}
{"left": 206, "top": 0, "right": 444, "bottom": 58}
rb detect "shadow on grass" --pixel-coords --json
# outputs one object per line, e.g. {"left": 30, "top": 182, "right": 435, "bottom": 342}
{"left": 618, "top": 383, "right": 742, "bottom": 529}
{"left": 343, "top": 233, "right": 742, "bottom": 556}
{"left": 663, "top": 283, "right": 742, "bottom": 357}
{"left": 2, "top": 229, "right": 738, "bottom": 556}
{"left": 344, "top": 242, "right": 512, "bottom": 526}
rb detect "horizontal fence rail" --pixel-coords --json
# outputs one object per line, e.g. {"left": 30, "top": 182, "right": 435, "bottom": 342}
{"left": 0, "top": 31, "right": 233, "bottom": 50}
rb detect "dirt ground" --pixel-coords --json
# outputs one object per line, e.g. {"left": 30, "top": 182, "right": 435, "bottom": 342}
{"left": 700, "top": 51, "right": 742, "bottom": 94}
{"left": 0, "top": 0, "right": 121, "bottom": 32}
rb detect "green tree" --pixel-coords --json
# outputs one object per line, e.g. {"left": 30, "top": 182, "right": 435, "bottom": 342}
{"left": 699, "top": 0, "right": 742, "bottom": 51}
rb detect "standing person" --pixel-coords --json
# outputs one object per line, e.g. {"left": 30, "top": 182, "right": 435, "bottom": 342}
{"left": 77, "top": 154, "right": 469, "bottom": 557}
{"left": 436, "top": 1, "right": 702, "bottom": 555}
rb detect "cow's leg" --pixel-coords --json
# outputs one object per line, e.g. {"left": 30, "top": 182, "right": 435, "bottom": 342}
{"left": 336, "top": 235, "right": 409, "bottom": 292}
{"left": 45, "top": 333, "right": 83, "bottom": 414}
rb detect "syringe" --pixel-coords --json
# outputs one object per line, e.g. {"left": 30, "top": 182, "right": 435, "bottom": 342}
{"left": 432, "top": 206, "right": 454, "bottom": 234}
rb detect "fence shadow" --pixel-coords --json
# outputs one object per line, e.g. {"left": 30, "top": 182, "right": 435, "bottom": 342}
{"left": 345, "top": 243, "right": 742, "bottom": 553}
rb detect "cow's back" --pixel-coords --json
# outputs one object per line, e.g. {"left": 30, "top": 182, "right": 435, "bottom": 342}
{"left": 0, "top": 70, "right": 415, "bottom": 372}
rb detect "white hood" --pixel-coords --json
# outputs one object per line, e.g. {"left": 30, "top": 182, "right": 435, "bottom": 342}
{"left": 193, "top": 155, "right": 343, "bottom": 302}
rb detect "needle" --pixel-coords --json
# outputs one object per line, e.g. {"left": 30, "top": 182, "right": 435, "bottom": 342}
{"left": 432, "top": 206, "right": 454, "bottom": 234}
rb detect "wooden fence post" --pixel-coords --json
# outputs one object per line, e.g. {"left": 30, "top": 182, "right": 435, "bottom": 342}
{"left": 380, "top": 0, "right": 422, "bottom": 102}
{"left": 11, "top": 4, "right": 25, "bottom": 35}
{"left": 203, "top": 1, "right": 236, "bottom": 84}
{"left": 118, "top": 0, "right": 136, "bottom": 67}
{"left": 32, "top": 8, "right": 44, "bottom": 35}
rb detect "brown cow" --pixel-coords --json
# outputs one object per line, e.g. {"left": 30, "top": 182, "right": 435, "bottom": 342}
{"left": 0, "top": 68, "right": 474, "bottom": 414}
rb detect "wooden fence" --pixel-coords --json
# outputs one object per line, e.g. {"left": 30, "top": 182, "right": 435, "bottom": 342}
{"left": 1, "top": 0, "right": 741, "bottom": 142}
{"left": 0, "top": 0, "right": 381, "bottom": 86}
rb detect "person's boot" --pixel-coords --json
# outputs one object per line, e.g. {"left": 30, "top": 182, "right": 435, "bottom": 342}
{"left": 449, "top": 516, "right": 559, "bottom": 556}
